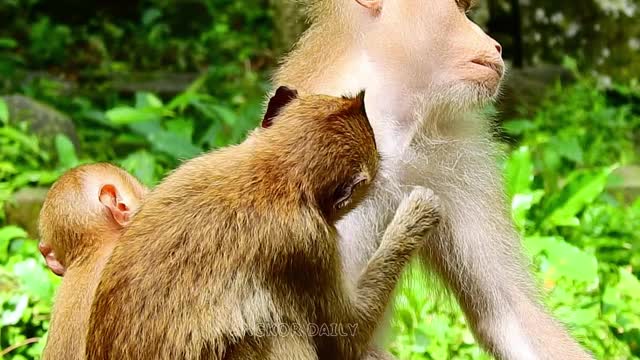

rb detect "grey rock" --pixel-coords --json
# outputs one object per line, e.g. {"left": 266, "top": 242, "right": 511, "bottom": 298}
{"left": 607, "top": 165, "right": 640, "bottom": 204}
{"left": 2, "top": 94, "right": 80, "bottom": 153}
{"left": 4, "top": 187, "right": 49, "bottom": 239}
{"left": 108, "top": 72, "right": 198, "bottom": 95}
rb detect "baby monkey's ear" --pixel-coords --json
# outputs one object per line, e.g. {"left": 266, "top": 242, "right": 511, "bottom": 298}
{"left": 99, "top": 184, "right": 132, "bottom": 227}
{"left": 262, "top": 86, "right": 299, "bottom": 128}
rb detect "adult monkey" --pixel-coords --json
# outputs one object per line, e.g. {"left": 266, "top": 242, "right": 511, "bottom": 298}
{"left": 273, "top": 0, "right": 593, "bottom": 359}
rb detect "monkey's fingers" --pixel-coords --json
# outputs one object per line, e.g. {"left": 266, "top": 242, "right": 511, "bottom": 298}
{"left": 391, "top": 186, "right": 441, "bottom": 240}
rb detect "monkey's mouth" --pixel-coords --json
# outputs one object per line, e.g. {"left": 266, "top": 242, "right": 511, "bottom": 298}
{"left": 470, "top": 59, "right": 504, "bottom": 77}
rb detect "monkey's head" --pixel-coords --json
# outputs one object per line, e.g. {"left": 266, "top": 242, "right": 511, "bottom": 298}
{"left": 38, "top": 163, "right": 147, "bottom": 275}
{"left": 350, "top": 0, "right": 504, "bottom": 108}
{"left": 256, "top": 87, "right": 379, "bottom": 222}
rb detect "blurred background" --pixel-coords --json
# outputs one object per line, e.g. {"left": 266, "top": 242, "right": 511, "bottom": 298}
{"left": 0, "top": 0, "right": 638, "bottom": 359}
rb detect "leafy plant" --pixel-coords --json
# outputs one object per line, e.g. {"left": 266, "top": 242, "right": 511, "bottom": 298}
{"left": 28, "top": 17, "right": 72, "bottom": 67}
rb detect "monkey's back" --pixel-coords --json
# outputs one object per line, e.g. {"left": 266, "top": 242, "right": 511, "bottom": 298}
{"left": 86, "top": 147, "right": 336, "bottom": 359}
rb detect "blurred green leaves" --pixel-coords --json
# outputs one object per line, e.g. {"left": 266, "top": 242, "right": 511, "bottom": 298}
{"left": 0, "top": 226, "right": 28, "bottom": 263}
{"left": 542, "top": 167, "right": 615, "bottom": 228}
{"left": 0, "top": 98, "right": 8, "bottom": 126}
{"left": 120, "top": 150, "right": 157, "bottom": 186}
{"left": 525, "top": 235, "right": 598, "bottom": 283}
{"left": 54, "top": 135, "right": 79, "bottom": 171}
{"left": 505, "top": 146, "right": 534, "bottom": 198}
{"left": 106, "top": 106, "right": 165, "bottom": 125}
{"left": 0, "top": 226, "right": 57, "bottom": 359}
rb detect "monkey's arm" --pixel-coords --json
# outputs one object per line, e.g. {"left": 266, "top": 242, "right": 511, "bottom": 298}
{"left": 340, "top": 187, "right": 440, "bottom": 356}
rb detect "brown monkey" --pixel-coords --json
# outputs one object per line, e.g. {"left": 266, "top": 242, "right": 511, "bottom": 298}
{"left": 38, "top": 163, "right": 147, "bottom": 360}
{"left": 273, "top": 0, "right": 593, "bottom": 359}
{"left": 86, "top": 89, "right": 441, "bottom": 359}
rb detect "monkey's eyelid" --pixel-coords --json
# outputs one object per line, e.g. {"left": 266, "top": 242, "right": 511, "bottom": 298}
{"left": 334, "top": 175, "right": 367, "bottom": 209}
{"left": 335, "top": 188, "right": 353, "bottom": 210}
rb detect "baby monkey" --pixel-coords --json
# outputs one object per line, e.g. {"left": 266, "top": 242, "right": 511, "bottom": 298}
{"left": 87, "top": 87, "right": 441, "bottom": 360}
{"left": 38, "top": 163, "right": 147, "bottom": 360}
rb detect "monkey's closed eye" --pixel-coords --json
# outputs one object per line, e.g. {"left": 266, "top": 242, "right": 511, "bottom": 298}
{"left": 262, "top": 86, "right": 299, "bottom": 128}
{"left": 334, "top": 175, "right": 368, "bottom": 210}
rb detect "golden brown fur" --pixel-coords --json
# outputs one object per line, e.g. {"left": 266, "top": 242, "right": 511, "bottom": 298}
{"left": 38, "top": 163, "right": 147, "bottom": 360}
{"left": 86, "top": 92, "right": 440, "bottom": 359}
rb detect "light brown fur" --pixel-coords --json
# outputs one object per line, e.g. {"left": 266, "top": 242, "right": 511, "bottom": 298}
{"left": 85, "top": 92, "right": 440, "bottom": 359}
{"left": 38, "top": 163, "right": 147, "bottom": 360}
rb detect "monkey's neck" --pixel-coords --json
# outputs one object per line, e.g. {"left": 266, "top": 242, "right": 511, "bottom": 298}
{"left": 69, "top": 242, "right": 115, "bottom": 283}
{"left": 280, "top": 23, "right": 479, "bottom": 157}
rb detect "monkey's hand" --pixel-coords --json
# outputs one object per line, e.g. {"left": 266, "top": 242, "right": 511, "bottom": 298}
{"left": 349, "top": 187, "right": 441, "bottom": 347}
{"left": 382, "top": 187, "right": 441, "bottom": 252}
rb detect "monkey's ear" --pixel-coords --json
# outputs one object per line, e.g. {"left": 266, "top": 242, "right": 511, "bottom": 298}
{"left": 99, "top": 184, "right": 131, "bottom": 227}
{"left": 263, "top": 86, "right": 299, "bottom": 128}
{"left": 355, "top": 90, "right": 367, "bottom": 117}
{"left": 38, "top": 242, "right": 65, "bottom": 276}
{"left": 334, "top": 173, "right": 369, "bottom": 211}
{"left": 355, "top": 0, "right": 382, "bottom": 15}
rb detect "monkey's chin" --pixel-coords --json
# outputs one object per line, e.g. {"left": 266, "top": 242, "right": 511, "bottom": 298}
{"left": 472, "top": 80, "right": 501, "bottom": 103}
{"left": 456, "top": 75, "right": 503, "bottom": 109}
{"left": 418, "top": 77, "right": 502, "bottom": 115}
{"left": 432, "top": 80, "right": 501, "bottom": 112}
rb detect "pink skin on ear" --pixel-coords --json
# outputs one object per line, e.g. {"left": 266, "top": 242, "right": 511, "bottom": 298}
{"left": 355, "top": 0, "right": 382, "bottom": 15}
{"left": 99, "top": 184, "right": 131, "bottom": 227}
{"left": 38, "top": 242, "right": 65, "bottom": 276}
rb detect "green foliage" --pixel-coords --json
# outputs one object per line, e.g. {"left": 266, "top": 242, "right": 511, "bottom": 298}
{"left": 53, "top": 135, "right": 79, "bottom": 171}
{"left": 0, "top": 226, "right": 58, "bottom": 359}
{"left": 0, "top": 123, "right": 59, "bottom": 201}
{"left": 93, "top": 75, "right": 265, "bottom": 186}
{"left": 0, "top": 0, "right": 274, "bottom": 99}
{"left": 0, "top": 99, "right": 8, "bottom": 126}
{"left": 390, "top": 81, "right": 640, "bottom": 359}
{"left": 27, "top": 17, "right": 72, "bottom": 67}
{"left": 0, "top": 106, "right": 63, "bottom": 360}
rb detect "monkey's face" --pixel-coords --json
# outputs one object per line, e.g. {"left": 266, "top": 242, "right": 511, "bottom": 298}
{"left": 360, "top": 0, "right": 504, "bottom": 108}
